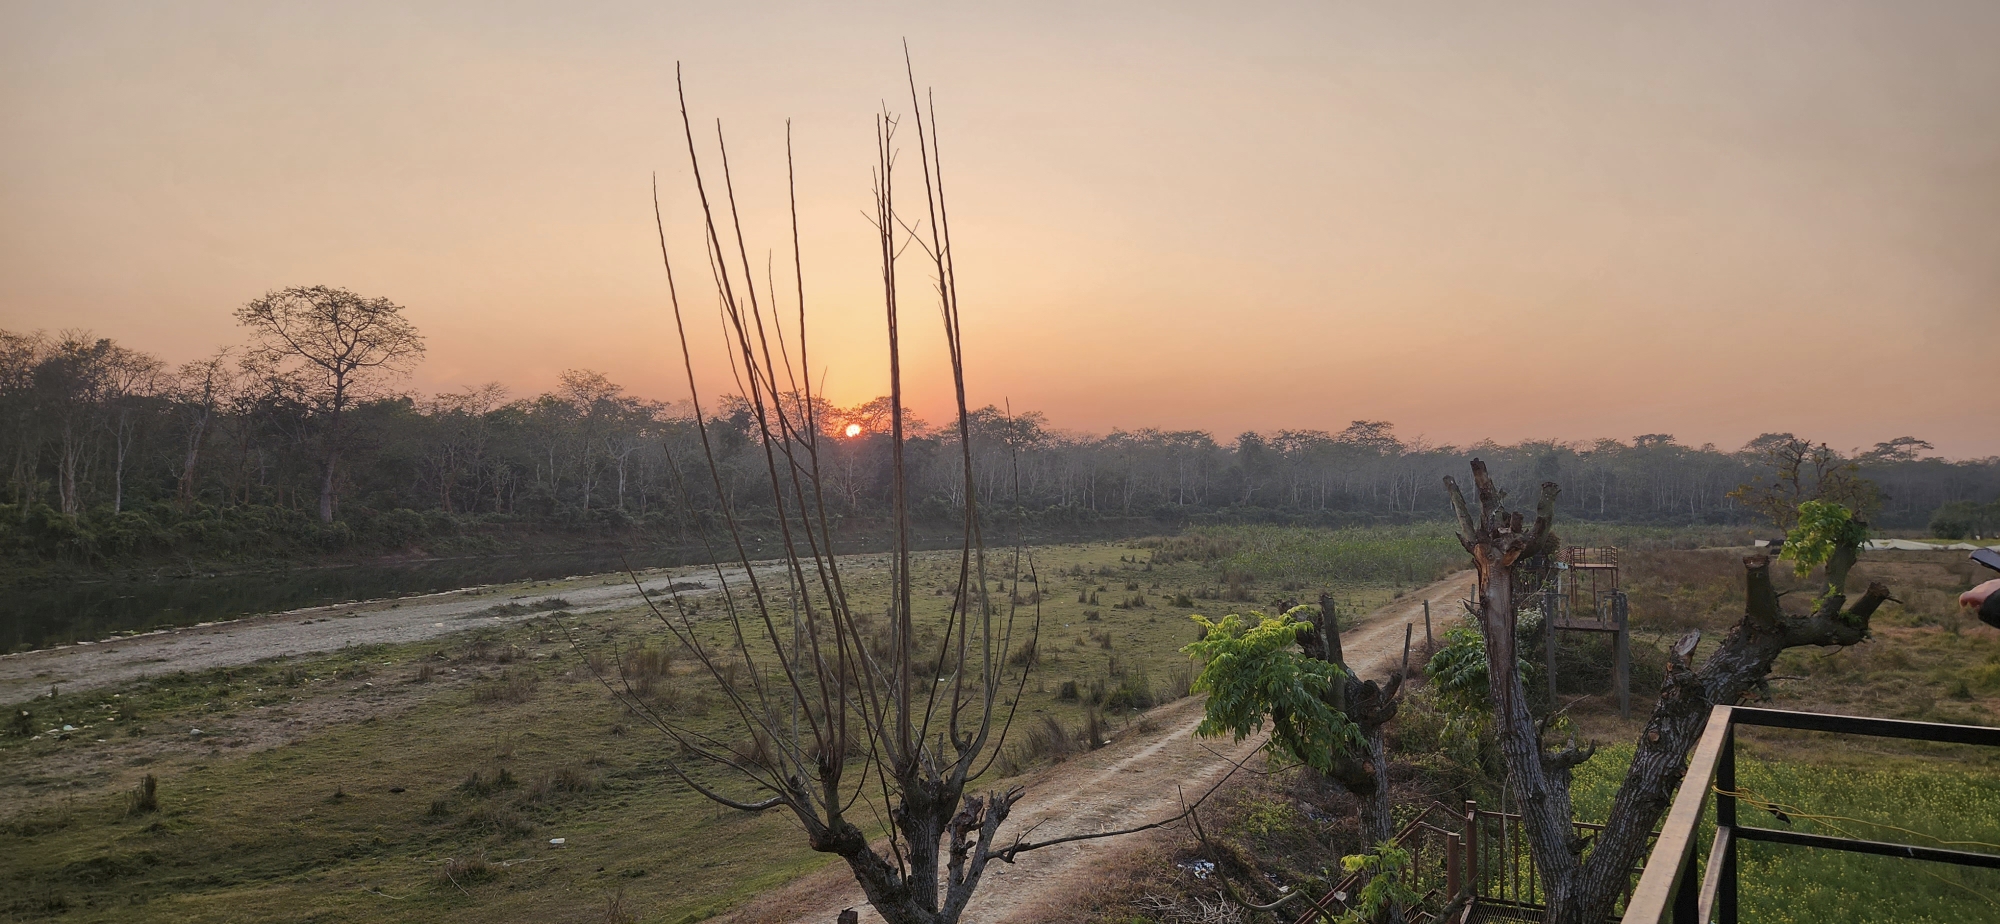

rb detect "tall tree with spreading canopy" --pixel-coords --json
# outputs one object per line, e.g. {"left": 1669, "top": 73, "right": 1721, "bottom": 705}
{"left": 1444, "top": 459, "right": 1890, "bottom": 924}
{"left": 1727, "top": 433, "right": 1879, "bottom": 528}
{"left": 235, "top": 286, "right": 425, "bottom": 522}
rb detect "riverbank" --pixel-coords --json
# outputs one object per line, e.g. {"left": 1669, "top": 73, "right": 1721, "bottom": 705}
{"left": 1, "top": 516, "right": 1177, "bottom": 653}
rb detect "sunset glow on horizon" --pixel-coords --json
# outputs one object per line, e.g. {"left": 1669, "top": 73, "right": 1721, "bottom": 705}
{"left": 4, "top": 2, "right": 1997, "bottom": 456}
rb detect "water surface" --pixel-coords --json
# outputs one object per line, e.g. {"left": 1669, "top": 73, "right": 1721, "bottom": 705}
{"left": 2, "top": 548, "right": 695, "bottom": 653}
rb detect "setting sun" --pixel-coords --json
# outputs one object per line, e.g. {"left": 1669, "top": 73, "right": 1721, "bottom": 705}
{"left": 844, "top": 423, "right": 861, "bottom": 438}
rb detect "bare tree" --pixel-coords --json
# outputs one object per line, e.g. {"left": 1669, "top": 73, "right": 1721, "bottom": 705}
{"left": 590, "top": 63, "right": 1196, "bottom": 924}
{"left": 234, "top": 286, "right": 425, "bottom": 522}
{"left": 1444, "top": 459, "right": 1888, "bottom": 924}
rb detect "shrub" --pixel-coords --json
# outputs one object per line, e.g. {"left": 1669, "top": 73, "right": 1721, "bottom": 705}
{"left": 1104, "top": 671, "right": 1156, "bottom": 711}
{"left": 1929, "top": 499, "right": 1999, "bottom": 540}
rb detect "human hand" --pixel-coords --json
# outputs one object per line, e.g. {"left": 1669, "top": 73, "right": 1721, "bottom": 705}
{"left": 1962, "top": 579, "right": 2000, "bottom": 611}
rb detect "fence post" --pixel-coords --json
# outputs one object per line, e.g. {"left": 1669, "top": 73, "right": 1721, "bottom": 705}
{"left": 1446, "top": 832, "right": 1462, "bottom": 903}
{"left": 1423, "top": 599, "right": 1433, "bottom": 648}
{"left": 1613, "top": 590, "right": 1631, "bottom": 719}
{"left": 1543, "top": 587, "right": 1561, "bottom": 707}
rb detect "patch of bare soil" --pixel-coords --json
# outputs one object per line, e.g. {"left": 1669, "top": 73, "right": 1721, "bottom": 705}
{"left": 0, "top": 558, "right": 805, "bottom": 705}
{"left": 725, "top": 571, "right": 1476, "bottom": 924}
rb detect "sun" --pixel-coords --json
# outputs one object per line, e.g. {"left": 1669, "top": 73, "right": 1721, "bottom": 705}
{"left": 844, "top": 423, "right": 862, "bottom": 438}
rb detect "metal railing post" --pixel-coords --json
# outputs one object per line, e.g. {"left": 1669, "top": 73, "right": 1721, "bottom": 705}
{"left": 1673, "top": 847, "right": 1699, "bottom": 923}
{"left": 1464, "top": 800, "right": 1480, "bottom": 902}
{"left": 1717, "top": 722, "right": 1737, "bottom": 923}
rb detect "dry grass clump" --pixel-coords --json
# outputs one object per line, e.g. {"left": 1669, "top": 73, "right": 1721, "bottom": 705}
{"left": 993, "top": 709, "right": 1116, "bottom": 777}
{"left": 125, "top": 774, "right": 158, "bottom": 816}
{"left": 523, "top": 764, "right": 597, "bottom": 803}
{"left": 461, "top": 805, "right": 533, "bottom": 839}
{"left": 470, "top": 668, "right": 538, "bottom": 705}
{"left": 618, "top": 644, "right": 679, "bottom": 703}
{"left": 436, "top": 854, "right": 502, "bottom": 888}
{"left": 731, "top": 730, "right": 777, "bottom": 771}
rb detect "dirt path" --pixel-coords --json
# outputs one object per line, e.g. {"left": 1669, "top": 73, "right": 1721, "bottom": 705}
{"left": 726, "top": 570, "right": 1476, "bottom": 924}
{"left": 0, "top": 558, "right": 813, "bottom": 705}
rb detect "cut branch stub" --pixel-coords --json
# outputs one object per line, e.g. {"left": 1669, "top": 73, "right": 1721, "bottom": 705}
{"left": 1443, "top": 459, "right": 1559, "bottom": 573}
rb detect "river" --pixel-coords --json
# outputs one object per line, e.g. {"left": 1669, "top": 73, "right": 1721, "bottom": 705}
{"left": 1, "top": 548, "right": 698, "bottom": 653}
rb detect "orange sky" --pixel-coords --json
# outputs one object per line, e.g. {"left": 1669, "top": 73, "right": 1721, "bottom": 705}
{"left": 3, "top": 2, "right": 1996, "bottom": 456}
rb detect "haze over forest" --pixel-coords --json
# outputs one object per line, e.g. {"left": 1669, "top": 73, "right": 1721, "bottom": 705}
{"left": 5, "top": 1, "right": 1999, "bottom": 458}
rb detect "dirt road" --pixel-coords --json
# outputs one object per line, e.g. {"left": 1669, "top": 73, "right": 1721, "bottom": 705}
{"left": 726, "top": 570, "right": 1476, "bottom": 924}
{"left": 0, "top": 558, "right": 807, "bottom": 705}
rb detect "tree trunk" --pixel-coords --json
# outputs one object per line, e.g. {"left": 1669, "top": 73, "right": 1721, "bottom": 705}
{"left": 318, "top": 450, "right": 337, "bottom": 523}
{"left": 178, "top": 418, "right": 207, "bottom": 506}
{"left": 113, "top": 410, "right": 132, "bottom": 515}
{"left": 58, "top": 423, "right": 82, "bottom": 517}
{"left": 1301, "top": 593, "right": 1403, "bottom": 847}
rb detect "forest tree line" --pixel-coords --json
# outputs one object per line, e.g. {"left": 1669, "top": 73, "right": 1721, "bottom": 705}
{"left": 5, "top": 308, "right": 1998, "bottom": 567}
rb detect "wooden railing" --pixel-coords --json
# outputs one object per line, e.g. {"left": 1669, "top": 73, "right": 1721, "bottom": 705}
{"left": 1620, "top": 706, "right": 2000, "bottom": 924}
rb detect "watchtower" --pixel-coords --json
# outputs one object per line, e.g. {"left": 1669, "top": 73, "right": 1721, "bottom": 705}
{"left": 1541, "top": 546, "right": 1630, "bottom": 718}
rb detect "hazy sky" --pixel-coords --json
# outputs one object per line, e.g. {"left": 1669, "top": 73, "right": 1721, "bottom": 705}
{"left": 3, "top": 1, "right": 1996, "bottom": 456}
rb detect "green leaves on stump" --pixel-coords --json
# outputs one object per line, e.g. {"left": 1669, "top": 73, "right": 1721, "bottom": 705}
{"left": 1181, "top": 607, "right": 1362, "bottom": 773}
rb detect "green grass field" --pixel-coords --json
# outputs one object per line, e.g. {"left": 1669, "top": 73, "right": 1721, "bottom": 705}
{"left": 0, "top": 528, "right": 1463, "bottom": 923}
{"left": 1571, "top": 742, "right": 2000, "bottom": 924}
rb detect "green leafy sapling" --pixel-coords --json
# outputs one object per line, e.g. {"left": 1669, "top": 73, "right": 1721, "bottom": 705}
{"left": 1780, "top": 500, "right": 1870, "bottom": 613}
{"left": 1325, "top": 843, "right": 1420, "bottom": 924}
{"left": 1182, "top": 608, "right": 1363, "bottom": 773}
